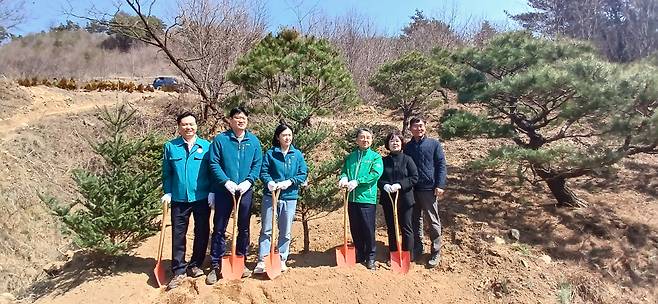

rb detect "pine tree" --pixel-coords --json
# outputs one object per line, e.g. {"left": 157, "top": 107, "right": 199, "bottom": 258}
{"left": 229, "top": 28, "right": 358, "bottom": 252}
{"left": 369, "top": 51, "right": 447, "bottom": 134}
{"left": 441, "top": 31, "right": 658, "bottom": 207}
{"left": 41, "top": 105, "right": 163, "bottom": 255}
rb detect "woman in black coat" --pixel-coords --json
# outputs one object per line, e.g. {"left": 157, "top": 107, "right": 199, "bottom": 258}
{"left": 378, "top": 131, "right": 419, "bottom": 257}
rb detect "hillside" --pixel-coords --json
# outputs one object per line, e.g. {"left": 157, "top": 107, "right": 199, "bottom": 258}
{"left": 0, "top": 80, "right": 656, "bottom": 304}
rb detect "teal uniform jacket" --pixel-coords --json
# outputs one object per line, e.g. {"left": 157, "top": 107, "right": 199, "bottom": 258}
{"left": 260, "top": 145, "right": 308, "bottom": 200}
{"left": 162, "top": 136, "right": 211, "bottom": 202}
{"left": 208, "top": 129, "right": 263, "bottom": 192}
{"left": 340, "top": 148, "right": 384, "bottom": 204}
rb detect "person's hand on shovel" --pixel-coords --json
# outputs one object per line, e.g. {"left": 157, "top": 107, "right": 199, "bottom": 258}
{"left": 383, "top": 184, "right": 392, "bottom": 193}
{"left": 237, "top": 180, "right": 252, "bottom": 195}
{"left": 225, "top": 180, "right": 238, "bottom": 194}
{"left": 161, "top": 193, "right": 171, "bottom": 206}
{"left": 390, "top": 183, "right": 401, "bottom": 193}
{"left": 267, "top": 181, "right": 278, "bottom": 192}
{"left": 277, "top": 180, "right": 293, "bottom": 190}
{"left": 347, "top": 180, "right": 358, "bottom": 192}
{"left": 338, "top": 177, "right": 348, "bottom": 188}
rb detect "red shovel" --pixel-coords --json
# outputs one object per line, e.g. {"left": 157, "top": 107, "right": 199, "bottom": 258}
{"left": 335, "top": 190, "right": 356, "bottom": 267}
{"left": 265, "top": 189, "right": 282, "bottom": 279}
{"left": 221, "top": 192, "right": 245, "bottom": 280}
{"left": 153, "top": 201, "right": 169, "bottom": 287}
{"left": 388, "top": 191, "right": 411, "bottom": 274}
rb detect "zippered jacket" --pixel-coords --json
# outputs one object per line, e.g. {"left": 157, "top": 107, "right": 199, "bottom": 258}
{"left": 260, "top": 145, "right": 308, "bottom": 200}
{"left": 162, "top": 136, "right": 211, "bottom": 202}
{"left": 208, "top": 129, "right": 263, "bottom": 192}
{"left": 340, "top": 148, "right": 383, "bottom": 204}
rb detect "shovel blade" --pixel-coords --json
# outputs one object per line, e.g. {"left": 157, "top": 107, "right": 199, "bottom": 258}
{"left": 390, "top": 250, "right": 411, "bottom": 274}
{"left": 221, "top": 254, "right": 245, "bottom": 281}
{"left": 153, "top": 261, "right": 166, "bottom": 287}
{"left": 265, "top": 253, "right": 282, "bottom": 279}
{"left": 335, "top": 243, "right": 356, "bottom": 267}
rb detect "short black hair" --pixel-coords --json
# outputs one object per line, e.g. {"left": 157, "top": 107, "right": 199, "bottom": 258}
{"left": 229, "top": 106, "right": 249, "bottom": 118}
{"left": 272, "top": 123, "right": 292, "bottom": 147}
{"left": 355, "top": 128, "right": 372, "bottom": 138}
{"left": 176, "top": 112, "right": 197, "bottom": 125}
{"left": 384, "top": 131, "right": 404, "bottom": 151}
{"left": 409, "top": 116, "right": 426, "bottom": 126}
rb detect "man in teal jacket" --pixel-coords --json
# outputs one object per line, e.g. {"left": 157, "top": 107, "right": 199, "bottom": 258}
{"left": 339, "top": 128, "right": 383, "bottom": 270}
{"left": 206, "top": 107, "right": 262, "bottom": 285}
{"left": 161, "top": 112, "right": 213, "bottom": 290}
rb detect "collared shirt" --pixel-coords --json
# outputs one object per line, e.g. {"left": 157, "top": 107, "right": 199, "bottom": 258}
{"left": 183, "top": 135, "right": 197, "bottom": 152}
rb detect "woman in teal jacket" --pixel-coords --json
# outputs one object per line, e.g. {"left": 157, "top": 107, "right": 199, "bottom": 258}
{"left": 338, "top": 128, "right": 383, "bottom": 270}
{"left": 253, "top": 123, "right": 308, "bottom": 274}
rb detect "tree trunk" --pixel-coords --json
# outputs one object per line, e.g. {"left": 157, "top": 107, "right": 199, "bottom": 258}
{"left": 543, "top": 177, "right": 588, "bottom": 208}
{"left": 302, "top": 216, "right": 310, "bottom": 253}
{"left": 402, "top": 109, "right": 413, "bottom": 137}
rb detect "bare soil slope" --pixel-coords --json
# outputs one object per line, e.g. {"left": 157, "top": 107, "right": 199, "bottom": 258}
{"left": 0, "top": 80, "right": 656, "bottom": 304}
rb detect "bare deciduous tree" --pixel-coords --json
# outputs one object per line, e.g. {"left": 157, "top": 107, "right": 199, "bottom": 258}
{"left": 76, "top": 0, "right": 266, "bottom": 125}
{"left": 0, "top": 0, "right": 25, "bottom": 29}
{"left": 512, "top": 0, "right": 658, "bottom": 62}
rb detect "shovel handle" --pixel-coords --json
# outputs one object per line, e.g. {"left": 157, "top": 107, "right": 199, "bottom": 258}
{"left": 231, "top": 192, "right": 242, "bottom": 256}
{"left": 343, "top": 189, "right": 349, "bottom": 249}
{"left": 156, "top": 201, "right": 168, "bottom": 262}
{"left": 387, "top": 191, "right": 403, "bottom": 262}
{"left": 271, "top": 189, "right": 280, "bottom": 256}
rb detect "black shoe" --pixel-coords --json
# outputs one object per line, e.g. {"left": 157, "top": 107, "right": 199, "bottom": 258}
{"left": 187, "top": 266, "right": 204, "bottom": 278}
{"left": 413, "top": 250, "right": 424, "bottom": 262}
{"left": 366, "top": 260, "right": 376, "bottom": 270}
{"left": 205, "top": 267, "right": 220, "bottom": 285}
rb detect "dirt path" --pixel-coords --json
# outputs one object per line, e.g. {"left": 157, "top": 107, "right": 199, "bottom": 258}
{"left": 0, "top": 85, "right": 159, "bottom": 140}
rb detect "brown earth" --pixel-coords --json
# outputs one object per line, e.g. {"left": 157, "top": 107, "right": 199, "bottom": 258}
{"left": 0, "top": 80, "right": 656, "bottom": 304}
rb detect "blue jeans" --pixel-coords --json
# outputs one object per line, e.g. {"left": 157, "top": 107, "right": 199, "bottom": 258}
{"left": 258, "top": 195, "right": 297, "bottom": 263}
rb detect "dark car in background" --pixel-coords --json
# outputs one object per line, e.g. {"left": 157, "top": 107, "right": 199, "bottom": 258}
{"left": 152, "top": 76, "right": 182, "bottom": 91}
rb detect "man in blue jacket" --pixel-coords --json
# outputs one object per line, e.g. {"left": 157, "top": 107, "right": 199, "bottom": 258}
{"left": 206, "top": 107, "right": 262, "bottom": 284}
{"left": 404, "top": 116, "right": 447, "bottom": 268}
{"left": 161, "top": 112, "right": 214, "bottom": 290}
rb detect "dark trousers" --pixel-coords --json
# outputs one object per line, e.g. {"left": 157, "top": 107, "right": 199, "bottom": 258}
{"left": 412, "top": 191, "right": 442, "bottom": 257}
{"left": 171, "top": 199, "right": 210, "bottom": 276}
{"left": 209, "top": 189, "right": 253, "bottom": 268}
{"left": 381, "top": 200, "right": 413, "bottom": 252}
{"left": 348, "top": 202, "right": 377, "bottom": 262}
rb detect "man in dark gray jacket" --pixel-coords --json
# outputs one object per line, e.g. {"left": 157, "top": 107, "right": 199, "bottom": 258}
{"left": 403, "top": 116, "right": 447, "bottom": 268}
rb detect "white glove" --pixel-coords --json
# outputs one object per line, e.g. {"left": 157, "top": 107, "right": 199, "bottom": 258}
{"left": 161, "top": 193, "right": 171, "bottom": 205}
{"left": 237, "top": 180, "right": 252, "bottom": 194}
{"left": 277, "top": 180, "right": 293, "bottom": 190}
{"left": 347, "top": 180, "right": 358, "bottom": 191}
{"left": 208, "top": 192, "right": 215, "bottom": 209}
{"left": 391, "top": 183, "right": 401, "bottom": 192}
{"left": 267, "top": 181, "right": 278, "bottom": 192}
{"left": 383, "top": 184, "right": 392, "bottom": 193}
{"left": 224, "top": 180, "right": 238, "bottom": 194}
{"left": 338, "top": 177, "right": 348, "bottom": 188}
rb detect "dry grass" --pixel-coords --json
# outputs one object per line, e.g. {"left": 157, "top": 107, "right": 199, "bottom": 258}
{"left": 0, "top": 30, "right": 174, "bottom": 80}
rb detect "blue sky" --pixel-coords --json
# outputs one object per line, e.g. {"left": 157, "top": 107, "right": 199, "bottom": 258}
{"left": 17, "top": 0, "right": 530, "bottom": 35}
